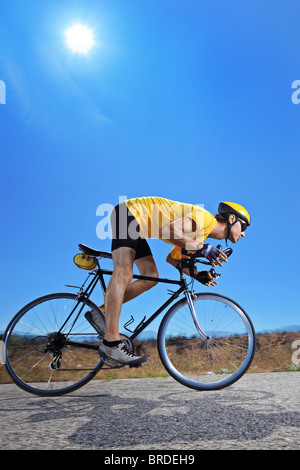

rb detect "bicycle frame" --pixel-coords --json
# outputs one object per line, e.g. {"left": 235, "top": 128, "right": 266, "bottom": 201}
{"left": 70, "top": 256, "right": 208, "bottom": 344}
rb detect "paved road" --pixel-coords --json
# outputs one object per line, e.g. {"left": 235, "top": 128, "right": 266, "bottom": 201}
{"left": 0, "top": 372, "right": 299, "bottom": 450}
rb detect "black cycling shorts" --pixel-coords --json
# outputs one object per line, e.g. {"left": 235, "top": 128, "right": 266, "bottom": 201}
{"left": 111, "top": 203, "right": 153, "bottom": 260}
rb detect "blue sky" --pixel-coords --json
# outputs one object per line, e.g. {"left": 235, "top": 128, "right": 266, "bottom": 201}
{"left": 1, "top": 0, "right": 300, "bottom": 334}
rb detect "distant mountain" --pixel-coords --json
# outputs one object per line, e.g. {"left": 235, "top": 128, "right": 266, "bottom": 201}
{"left": 134, "top": 325, "right": 300, "bottom": 340}
{"left": 257, "top": 325, "right": 300, "bottom": 334}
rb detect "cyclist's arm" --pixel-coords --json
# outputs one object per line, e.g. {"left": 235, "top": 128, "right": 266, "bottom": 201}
{"left": 166, "top": 252, "right": 197, "bottom": 277}
{"left": 166, "top": 253, "right": 217, "bottom": 286}
{"left": 160, "top": 217, "right": 203, "bottom": 251}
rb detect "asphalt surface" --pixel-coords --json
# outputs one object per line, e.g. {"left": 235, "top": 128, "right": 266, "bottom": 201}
{"left": 0, "top": 372, "right": 299, "bottom": 450}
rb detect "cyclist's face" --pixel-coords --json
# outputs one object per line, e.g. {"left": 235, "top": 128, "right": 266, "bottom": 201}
{"left": 228, "top": 217, "right": 246, "bottom": 243}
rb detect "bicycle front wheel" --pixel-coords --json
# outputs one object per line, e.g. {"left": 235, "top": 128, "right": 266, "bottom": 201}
{"left": 4, "top": 293, "right": 105, "bottom": 396}
{"left": 158, "top": 293, "right": 255, "bottom": 391}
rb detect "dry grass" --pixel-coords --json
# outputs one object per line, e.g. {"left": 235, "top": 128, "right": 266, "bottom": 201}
{"left": 248, "top": 331, "right": 300, "bottom": 373}
{"left": 0, "top": 332, "right": 299, "bottom": 385}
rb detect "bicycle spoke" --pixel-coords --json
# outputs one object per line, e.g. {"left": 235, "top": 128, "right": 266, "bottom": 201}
{"left": 159, "top": 293, "right": 255, "bottom": 390}
{"left": 18, "top": 353, "right": 50, "bottom": 381}
{"left": 5, "top": 294, "right": 105, "bottom": 396}
{"left": 47, "top": 370, "right": 55, "bottom": 389}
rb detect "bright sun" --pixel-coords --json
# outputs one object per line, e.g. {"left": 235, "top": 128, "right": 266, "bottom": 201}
{"left": 65, "top": 24, "right": 95, "bottom": 54}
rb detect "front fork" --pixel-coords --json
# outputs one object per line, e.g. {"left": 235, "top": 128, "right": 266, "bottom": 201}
{"left": 182, "top": 276, "right": 210, "bottom": 342}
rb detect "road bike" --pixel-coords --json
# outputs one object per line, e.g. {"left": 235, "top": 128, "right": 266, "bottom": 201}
{"left": 3, "top": 244, "right": 256, "bottom": 396}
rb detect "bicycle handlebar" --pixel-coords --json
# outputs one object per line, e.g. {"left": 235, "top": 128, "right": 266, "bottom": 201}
{"left": 179, "top": 245, "right": 233, "bottom": 280}
{"left": 193, "top": 246, "right": 233, "bottom": 263}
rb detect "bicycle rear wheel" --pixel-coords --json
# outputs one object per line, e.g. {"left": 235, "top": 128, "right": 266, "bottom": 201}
{"left": 158, "top": 293, "right": 255, "bottom": 391}
{"left": 4, "top": 293, "right": 105, "bottom": 396}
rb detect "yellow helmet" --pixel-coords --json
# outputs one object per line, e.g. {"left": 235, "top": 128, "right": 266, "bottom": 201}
{"left": 218, "top": 202, "right": 251, "bottom": 226}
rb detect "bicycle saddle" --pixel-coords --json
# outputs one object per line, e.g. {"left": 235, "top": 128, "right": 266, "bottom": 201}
{"left": 78, "top": 243, "right": 112, "bottom": 259}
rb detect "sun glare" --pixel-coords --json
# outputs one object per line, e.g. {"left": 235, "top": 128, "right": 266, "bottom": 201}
{"left": 65, "top": 24, "right": 95, "bottom": 54}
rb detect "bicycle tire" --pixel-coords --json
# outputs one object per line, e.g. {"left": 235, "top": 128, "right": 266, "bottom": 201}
{"left": 3, "top": 293, "right": 105, "bottom": 396}
{"left": 157, "top": 292, "right": 256, "bottom": 391}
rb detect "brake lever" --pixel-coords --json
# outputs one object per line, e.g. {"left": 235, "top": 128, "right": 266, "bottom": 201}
{"left": 187, "top": 245, "right": 233, "bottom": 275}
{"left": 210, "top": 268, "right": 221, "bottom": 280}
{"left": 217, "top": 245, "right": 233, "bottom": 257}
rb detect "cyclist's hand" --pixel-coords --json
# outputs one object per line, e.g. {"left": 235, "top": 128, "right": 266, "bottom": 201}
{"left": 195, "top": 270, "right": 218, "bottom": 287}
{"left": 199, "top": 244, "right": 228, "bottom": 267}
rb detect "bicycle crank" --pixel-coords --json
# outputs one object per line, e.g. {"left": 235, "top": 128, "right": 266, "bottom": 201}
{"left": 99, "top": 334, "right": 136, "bottom": 369}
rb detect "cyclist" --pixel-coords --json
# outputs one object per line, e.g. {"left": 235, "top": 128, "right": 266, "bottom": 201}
{"left": 98, "top": 197, "right": 251, "bottom": 367}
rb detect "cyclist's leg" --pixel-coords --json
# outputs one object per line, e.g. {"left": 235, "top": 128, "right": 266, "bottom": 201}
{"left": 103, "top": 202, "right": 139, "bottom": 339}
{"left": 123, "top": 239, "right": 159, "bottom": 303}
{"left": 98, "top": 244, "right": 158, "bottom": 319}
{"left": 104, "top": 246, "right": 136, "bottom": 342}
{"left": 99, "top": 206, "right": 156, "bottom": 365}
{"left": 100, "top": 246, "right": 148, "bottom": 366}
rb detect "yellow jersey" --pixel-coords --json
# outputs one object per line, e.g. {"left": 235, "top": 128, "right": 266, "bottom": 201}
{"left": 125, "top": 196, "right": 217, "bottom": 260}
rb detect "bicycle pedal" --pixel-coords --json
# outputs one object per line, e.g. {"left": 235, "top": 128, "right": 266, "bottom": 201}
{"left": 98, "top": 350, "right": 124, "bottom": 369}
{"left": 104, "top": 362, "right": 125, "bottom": 369}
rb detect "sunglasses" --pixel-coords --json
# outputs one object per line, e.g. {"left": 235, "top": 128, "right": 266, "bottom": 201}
{"left": 237, "top": 218, "right": 248, "bottom": 232}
